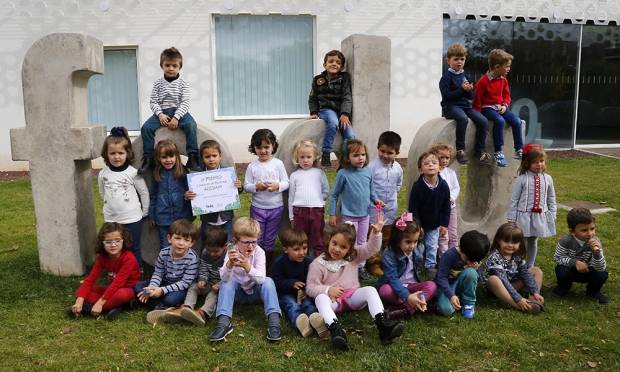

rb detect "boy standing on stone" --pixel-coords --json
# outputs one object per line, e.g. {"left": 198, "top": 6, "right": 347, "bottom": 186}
{"left": 308, "top": 50, "right": 354, "bottom": 167}
{"left": 139, "top": 47, "right": 200, "bottom": 174}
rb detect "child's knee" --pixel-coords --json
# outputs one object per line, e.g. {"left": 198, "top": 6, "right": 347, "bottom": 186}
{"left": 461, "top": 268, "right": 479, "bottom": 283}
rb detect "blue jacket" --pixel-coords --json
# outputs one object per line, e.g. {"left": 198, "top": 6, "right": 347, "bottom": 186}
{"left": 271, "top": 254, "right": 313, "bottom": 296}
{"left": 149, "top": 168, "right": 193, "bottom": 226}
{"left": 377, "top": 248, "right": 422, "bottom": 301}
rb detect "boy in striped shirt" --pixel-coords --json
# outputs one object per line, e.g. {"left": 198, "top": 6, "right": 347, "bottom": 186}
{"left": 139, "top": 47, "right": 200, "bottom": 173}
{"left": 553, "top": 208, "right": 609, "bottom": 304}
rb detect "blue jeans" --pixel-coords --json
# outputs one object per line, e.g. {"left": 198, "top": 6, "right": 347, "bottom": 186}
{"left": 122, "top": 219, "right": 143, "bottom": 268}
{"left": 480, "top": 108, "right": 523, "bottom": 153}
{"left": 200, "top": 219, "right": 233, "bottom": 244}
{"left": 134, "top": 280, "right": 187, "bottom": 309}
{"left": 215, "top": 277, "right": 281, "bottom": 318}
{"left": 141, "top": 107, "right": 198, "bottom": 158}
{"left": 279, "top": 294, "right": 318, "bottom": 327}
{"left": 319, "top": 108, "right": 355, "bottom": 153}
{"left": 436, "top": 268, "right": 478, "bottom": 316}
{"left": 443, "top": 106, "right": 488, "bottom": 154}
{"left": 415, "top": 227, "right": 440, "bottom": 269}
{"left": 158, "top": 225, "right": 170, "bottom": 251}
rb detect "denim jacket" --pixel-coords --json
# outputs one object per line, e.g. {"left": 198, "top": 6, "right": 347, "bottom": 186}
{"left": 377, "top": 247, "right": 422, "bottom": 301}
{"left": 149, "top": 168, "right": 193, "bottom": 226}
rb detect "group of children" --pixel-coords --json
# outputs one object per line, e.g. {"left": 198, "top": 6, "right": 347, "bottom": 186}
{"left": 67, "top": 45, "right": 610, "bottom": 351}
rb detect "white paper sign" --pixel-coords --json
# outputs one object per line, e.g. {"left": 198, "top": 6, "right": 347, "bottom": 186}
{"left": 187, "top": 167, "right": 240, "bottom": 216}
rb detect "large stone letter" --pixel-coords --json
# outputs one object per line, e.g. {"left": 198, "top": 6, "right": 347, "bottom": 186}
{"left": 10, "top": 33, "right": 106, "bottom": 275}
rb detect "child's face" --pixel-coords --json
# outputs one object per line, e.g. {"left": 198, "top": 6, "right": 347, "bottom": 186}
{"left": 207, "top": 246, "right": 227, "bottom": 259}
{"left": 399, "top": 232, "right": 420, "bottom": 256}
{"left": 235, "top": 235, "right": 258, "bottom": 256}
{"left": 297, "top": 147, "right": 315, "bottom": 170}
{"left": 285, "top": 243, "right": 308, "bottom": 263}
{"left": 436, "top": 149, "right": 451, "bottom": 170}
{"left": 158, "top": 153, "right": 177, "bottom": 170}
{"left": 447, "top": 55, "right": 466, "bottom": 72}
{"left": 202, "top": 147, "right": 221, "bottom": 170}
{"left": 493, "top": 61, "right": 512, "bottom": 77}
{"left": 571, "top": 222, "right": 596, "bottom": 242}
{"left": 327, "top": 233, "right": 351, "bottom": 260}
{"left": 323, "top": 55, "right": 343, "bottom": 75}
{"left": 498, "top": 239, "right": 520, "bottom": 257}
{"left": 419, "top": 154, "right": 439, "bottom": 177}
{"left": 107, "top": 143, "right": 128, "bottom": 168}
{"left": 529, "top": 156, "right": 546, "bottom": 174}
{"left": 168, "top": 233, "right": 194, "bottom": 257}
{"left": 102, "top": 231, "right": 123, "bottom": 258}
{"left": 378, "top": 144, "right": 399, "bottom": 165}
{"left": 161, "top": 58, "right": 182, "bottom": 78}
{"left": 255, "top": 140, "right": 273, "bottom": 162}
{"left": 349, "top": 147, "right": 367, "bottom": 168}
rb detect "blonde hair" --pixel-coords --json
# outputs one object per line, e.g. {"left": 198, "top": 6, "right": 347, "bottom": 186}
{"left": 292, "top": 140, "right": 320, "bottom": 168}
{"left": 429, "top": 143, "right": 456, "bottom": 165}
{"left": 233, "top": 217, "right": 260, "bottom": 239}
{"left": 446, "top": 43, "right": 467, "bottom": 58}
{"left": 488, "top": 49, "right": 513, "bottom": 69}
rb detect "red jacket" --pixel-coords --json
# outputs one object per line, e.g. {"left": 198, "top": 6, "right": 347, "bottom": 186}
{"left": 76, "top": 250, "right": 141, "bottom": 301}
{"left": 473, "top": 73, "right": 511, "bottom": 111}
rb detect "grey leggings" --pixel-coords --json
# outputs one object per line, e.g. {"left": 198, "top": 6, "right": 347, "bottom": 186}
{"left": 525, "top": 237, "right": 538, "bottom": 268}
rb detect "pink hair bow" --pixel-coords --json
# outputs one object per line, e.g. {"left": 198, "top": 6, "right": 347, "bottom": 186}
{"left": 395, "top": 212, "right": 413, "bottom": 231}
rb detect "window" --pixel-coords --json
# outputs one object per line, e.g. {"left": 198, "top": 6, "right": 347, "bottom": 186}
{"left": 213, "top": 15, "right": 314, "bottom": 118}
{"left": 88, "top": 48, "right": 140, "bottom": 131}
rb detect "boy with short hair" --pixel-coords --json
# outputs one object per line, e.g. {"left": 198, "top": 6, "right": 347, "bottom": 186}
{"left": 176, "top": 226, "right": 228, "bottom": 325}
{"left": 209, "top": 217, "right": 282, "bottom": 342}
{"left": 473, "top": 48, "right": 524, "bottom": 167}
{"left": 439, "top": 43, "right": 490, "bottom": 164}
{"left": 366, "top": 131, "right": 404, "bottom": 276}
{"left": 134, "top": 219, "right": 199, "bottom": 324}
{"left": 271, "top": 228, "right": 327, "bottom": 338}
{"left": 553, "top": 208, "right": 609, "bottom": 304}
{"left": 309, "top": 50, "right": 354, "bottom": 167}
{"left": 408, "top": 151, "right": 451, "bottom": 279}
{"left": 435, "top": 230, "right": 490, "bottom": 318}
{"left": 139, "top": 47, "right": 200, "bottom": 174}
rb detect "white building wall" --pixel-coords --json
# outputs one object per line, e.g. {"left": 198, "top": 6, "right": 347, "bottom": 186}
{"left": 1, "top": 0, "right": 619, "bottom": 170}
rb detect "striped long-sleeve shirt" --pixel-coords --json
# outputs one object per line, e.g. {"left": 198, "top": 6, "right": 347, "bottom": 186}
{"left": 149, "top": 246, "right": 198, "bottom": 294}
{"left": 198, "top": 249, "right": 225, "bottom": 285}
{"left": 149, "top": 76, "right": 191, "bottom": 119}
{"left": 554, "top": 234, "right": 607, "bottom": 272}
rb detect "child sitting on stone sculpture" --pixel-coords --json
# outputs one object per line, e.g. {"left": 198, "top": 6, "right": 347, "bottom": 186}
{"left": 139, "top": 47, "right": 201, "bottom": 174}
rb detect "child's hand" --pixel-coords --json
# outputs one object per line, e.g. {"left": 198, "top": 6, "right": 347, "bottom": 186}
{"left": 151, "top": 287, "right": 163, "bottom": 298}
{"left": 309, "top": 114, "right": 319, "bottom": 119}
{"left": 370, "top": 210, "right": 385, "bottom": 234}
{"left": 293, "top": 281, "right": 305, "bottom": 290}
{"left": 297, "top": 289, "right": 306, "bottom": 304}
{"left": 158, "top": 113, "right": 170, "bottom": 126}
{"left": 462, "top": 80, "right": 473, "bottom": 91}
{"left": 328, "top": 286, "right": 344, "bottom": 300}
{"left": 517, "top": 298, "right": 532, "bottom": 312}
{"left": 255, "top": 181, "right": 268, "bottom": 191}
{"left": 168, "top": 117, "right": 179, "bottom": 129}
{"left": 439, "top": 226, "right": 448, "bottom": 237}
{"left": 91, "top": 300, "right": 104, "bottom": 316}
{"left": 329, "top": 216, "right": 338, "bottom": 226}
{"left": 137, "top": 288, "right": 151, "bottom": 303}
{"left": 236, "top": 254, "right": 251, "bottom": 272}
{"left": 72, "top": 297, "right": 85, "bottom": 316}
{"left": 233, "top": 179, "right": 242, "bottom": 189}
{"left": 339, "top": 114, "right": 351, "bottom": 129}
{"left": 408, "top": 291, "right": 427, "bottom": 312}
{"left": 197, "top": 280, "right": 207, "bottom": 289}
{"left": 499, "top": 105, "right": 507, "bottom": 114}
{"left": 530, "top": 293, "right": 544, "bottom": 305}
{"left": 465, "top": 261, "right": 480, "bottom": 269}
{"left": 575, "top": 260, "right": 589, "bottom": 273}
{"left": 588, "top": 238, "right": 601, "bottom": 252}
{"left": 266, "top": 182, "right": 279, "bottom": 192}
{"left": 450, "top": 295, "right": 461, "bottom": 310}
{"left": 185, "top": 191, "right": 197, "bottom": 201}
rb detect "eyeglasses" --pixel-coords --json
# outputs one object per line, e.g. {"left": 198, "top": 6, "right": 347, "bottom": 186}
{"left": 103, "top": 239, "right": 123, "bottom": 246}
{"left": 238, "top": 240, "right": 257, "bottom": 246}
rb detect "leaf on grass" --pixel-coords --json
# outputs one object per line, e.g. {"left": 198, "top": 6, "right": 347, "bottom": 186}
{"left": 238, "top": 333, "right": 244, "bottom": 338}
{"left": 587, "top": 361, "right": 598, "bottom": 368}
{"left": 409, "top": 343, "right": 416, "bottom": 348}
{"left": 284, "top": 351, "right": 294, "bottom": 358}
{"left": 213, "top": 367, "right": 220, "bottom": 372}
{"left": 441, "top": 344, "right": 448, "bottom": 349}
{"left": 212, "top": 348, "right": 216, "bottom": 352}
{"left": 62, "top": 326, "right": 72, "bottom": 335}
{"left": 539, "top": 352, "right": 544, "bottom": 357}
{"left": 601, "top": 339, "right": 606, "bottom": 344}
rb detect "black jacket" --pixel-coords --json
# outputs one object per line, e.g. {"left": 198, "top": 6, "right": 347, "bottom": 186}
{"left": 308, "top": 71, "right": 352, "bottom": 118}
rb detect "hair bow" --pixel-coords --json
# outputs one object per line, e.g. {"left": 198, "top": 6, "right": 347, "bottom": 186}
{"left": 110, "top": 126, "right": 126, "bottom": 138}
{"left": 395, "top": 212, "right": 413, "bottom": 231}
{"left": 522, "top": 143, "right": 542, "bottom": 155}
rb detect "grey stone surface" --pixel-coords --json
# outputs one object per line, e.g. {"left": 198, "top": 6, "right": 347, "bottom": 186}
{"left": 132, "top": 126, "right": 235, "bottom": 265}
{"left": 341, "top": 34, "right": 391, "bottom": 159}
{"left": 407, "top": 118, "right": 521, "bottom": 240}
{"left": 10, "top": 33, "right": 106, "bottom": 275}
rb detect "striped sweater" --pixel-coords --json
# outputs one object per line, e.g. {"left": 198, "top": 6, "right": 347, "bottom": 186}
{"left": 554, "top": 234, "right": 606, "bottom": 272}
{"left": 149, "top": 76, "right": 191, "bottom": 119}
{"left": 198, "top": 249, "right": 225, "bottom": 285}
{"left": 149, "top": 246, "right": 198, "bottom": 294}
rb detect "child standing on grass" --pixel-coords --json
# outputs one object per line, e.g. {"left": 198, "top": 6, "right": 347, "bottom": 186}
{"left": 271, "top": 228, "right": 327, "bottom": 338}
{"left": 306, "top": 214, "right": 405, "bottom": 351}
{"left": 553, "top": 208, "right": 609, "bottom": 304}
{"left": 507, "top": 144, "right": 556, "bottom": 268}
{"left": 68, "top": 223, "right": 141, "bottom": 321}
{"left": 139, "top": 47, "right": 200, "bottom": 174}
{"left": 244, "top": 129, "right": 289, "bottom": 267}
{"left": 377, "top": 214, "right": 437, "bottom": 320}
{"left": 185, "top": 139, "right": 242, "bottom": 243}
{"left": 482, "top": 222, "right": 544, "bottom": 314}
{"left": 473, "top": 49, "right": 523, "bottom": 167}
{"left": 288, "top": 140, "right": 329, "bottom": 257}
{"left": 430, "top": 143, "right": 460, "bottom": 257}
{"left": 134, "top": 219, "right": 199, "bottom": 324}
{"left": 308, "top": 49, "right": 354, "bottom": 167}
{"left": 408, "top": 151, "right": 451, "bottom": 279}
{"left": 209, "top": 217, "right": 282, "bottom": 342}
{"left": 439, "top": 43, "right": 490, "bottom": 164}
{"left": 98, "top": 127, "right": 149, "bottom": 267}
{"left": 149, "top": 139, "right": 193, "bottom": 251}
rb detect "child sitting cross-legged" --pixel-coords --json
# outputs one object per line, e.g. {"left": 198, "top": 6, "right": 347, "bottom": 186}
{"left": 271, "top": 228, "right": 328, "bottom": 338}
{"left": 209, "top": 217, "right": 283, "bottom": 342}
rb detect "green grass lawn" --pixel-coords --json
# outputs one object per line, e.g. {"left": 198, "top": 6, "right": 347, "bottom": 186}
{"left": 0, "top": 155, "right": 619, "bottom": 371}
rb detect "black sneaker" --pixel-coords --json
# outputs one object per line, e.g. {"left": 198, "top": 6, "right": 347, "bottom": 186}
{"left": 552, "top": 286, "right": 569, "bottom": 298}
{"left": 138, "top": 157, "right": 153, "bottom": 175}
{"left": 327, "top": 320, "right": 348, "bottom": 351}
{"left": 374, "top": 311, "right": 404, "bottom": 344}
{"left": 105, "top": 307, "right": 123, "bottom": 321}
{"left": 186, "top": 153, "right": 202, "bottom": 172}
{"left": 456, "top": 150, "right": 468, "bottom": 164}
{"left": 587, "top": 292, "right": 610, "bottom": 305}
{"left": 321, "top": 152, "right": 331, "bottom": 167}
{"left": 209, "top": 315, "right": 233, "bottom": 342}
{"left": 266, "top": 312, "right": 282, "bottom": 341}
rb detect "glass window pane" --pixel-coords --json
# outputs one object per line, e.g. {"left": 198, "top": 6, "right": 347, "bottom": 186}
{"left": 214, "top": 15, "right": 313, "bottom": 116}
{"left": 576, "top": 25, "right": 620, "bottom": 145}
